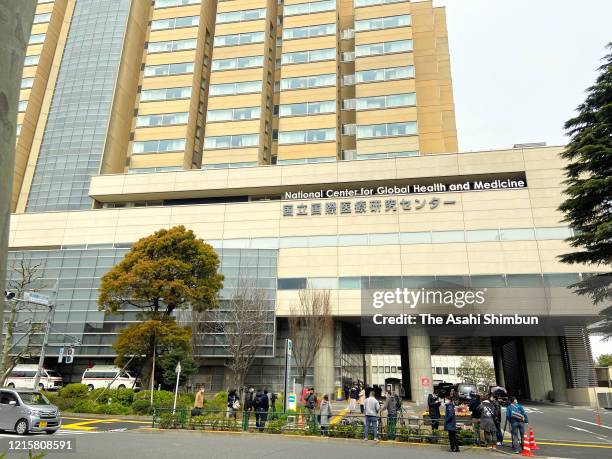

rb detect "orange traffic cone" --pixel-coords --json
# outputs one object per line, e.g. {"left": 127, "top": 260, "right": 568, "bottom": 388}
{"left": 529, "top": 428, "right": 539, "bottom": 451}
{"left": 521, "top": 432, "right": 535, "bottom": 457}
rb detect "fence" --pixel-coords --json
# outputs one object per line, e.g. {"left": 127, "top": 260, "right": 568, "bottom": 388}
{"left": 151, "top": 407, "right": 477, "bottom": 445}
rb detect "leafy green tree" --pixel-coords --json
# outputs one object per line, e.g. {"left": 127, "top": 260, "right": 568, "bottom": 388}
{"left": 596, "top": 354, "right": 612, "bottom": 367}
{"left": 157, "top": 348, "right": 198, "bottom": 389}
{"left": 457, "top": 356, "right": 496, "bottom": 392}
{"left": 112, "top": 318, "right": 192, "bottom": 388}
{"left": 558, "top": 44, "right": 612, "bottom": 338}
{"left": 98, "top": 225, "right": 224, "bottom": 318}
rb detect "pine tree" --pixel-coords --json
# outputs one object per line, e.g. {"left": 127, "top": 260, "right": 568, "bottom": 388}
{"left": 559, "top": 43, "right": 612, "bottom": 338}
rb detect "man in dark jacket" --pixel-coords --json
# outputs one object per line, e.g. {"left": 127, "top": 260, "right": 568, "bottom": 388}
{"left": 469, "top": 392, "right": 482, "bottom": 446}
{"left": 490, "top": 395, "right": 503, "bottom": 446}
{"left": 254, "top": 388, "right": 269, "bottom": 432}
{"left": 304, "top": 387, "right": 317, "bottom": 423}
{"left": 428, "top": 393, "right": 442, "bottom": 430}
{"left": 444, "top": 397, "right": 459, "bottom": 453}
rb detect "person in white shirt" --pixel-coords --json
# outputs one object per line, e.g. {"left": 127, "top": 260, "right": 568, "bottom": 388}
{"left": 363, "top": 391, "right": 380, "bottom": 441}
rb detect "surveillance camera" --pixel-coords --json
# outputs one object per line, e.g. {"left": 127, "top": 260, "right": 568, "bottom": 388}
{"left": 4, "top": 291, "right": 16, "bottom": 300}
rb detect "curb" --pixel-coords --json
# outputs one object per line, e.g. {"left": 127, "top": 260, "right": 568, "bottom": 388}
{"left": 63, "top": 412, "right": 152, "bottom": 422}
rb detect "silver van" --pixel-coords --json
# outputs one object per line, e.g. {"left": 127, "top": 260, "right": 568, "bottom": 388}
{"left": 0, "top": 389, "right": 61, "bottom": 435}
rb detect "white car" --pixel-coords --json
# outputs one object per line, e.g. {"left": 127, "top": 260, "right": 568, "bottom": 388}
{"left": 4, "top": 365, "right": 63, "bottom": 391}
{"left": 81, "top": 366, "right": 140, "bottom": 391}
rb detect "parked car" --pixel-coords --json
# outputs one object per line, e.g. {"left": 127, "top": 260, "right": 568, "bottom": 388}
{"left": 4, "top": 365, "right": 63, "bottom": 391}
{"left": 0, "top": 388, "right": 61, "bottom": 435}
{"left": 81, "top": 365, "right": 141, "bottom": 391}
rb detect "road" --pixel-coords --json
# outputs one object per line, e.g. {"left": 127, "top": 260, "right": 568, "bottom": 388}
{"left": 0, "top": 404, "right": 609, "bottom": 458}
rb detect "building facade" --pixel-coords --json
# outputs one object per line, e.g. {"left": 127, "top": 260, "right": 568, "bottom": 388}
{"left": 7, "top": 0, "right": 608, "bottom": 406}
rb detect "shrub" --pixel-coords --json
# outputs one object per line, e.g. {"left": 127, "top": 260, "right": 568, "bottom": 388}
{"left": 52, "top": 397, "right": 79, "bottom": 412}
{"left": 96, "top": 402, "right": 131, "bottom": 415}
{"left": 135, "top": 390, "right": 174, "bottom": 407}
{"left": 72, "top": 400, "right": 99, "bottom": 413}
{"left": 158, "top": 413, "right": 182, "bottom": 429}
{"left": 132, "top": 399, "right": 153, "bottom": 415}
{"left": 329, "top": 424, "right": 360, "bottom": 439}
{"left": 59, "top": 383, "right": 88, "bottom": 399}
{"left": 264, "top": 419, "right": 284, "bottom": 434}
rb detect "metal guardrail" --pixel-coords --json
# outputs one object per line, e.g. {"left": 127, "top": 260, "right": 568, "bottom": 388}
{"left": 151, "top": 407, "right": 478, "bottom": 445}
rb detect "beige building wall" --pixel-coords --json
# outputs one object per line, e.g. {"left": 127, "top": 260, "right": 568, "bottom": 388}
{"left": 10, "top": 147, "right": 605, "bottom": 318}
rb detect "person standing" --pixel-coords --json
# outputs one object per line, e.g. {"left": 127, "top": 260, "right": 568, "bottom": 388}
{"left": 428, "top": 392, "right": 442, "bottom": 431}
{"left": 192, "top": 388, "right": 205, "bottom": 416}
{"left": 491, "top": 395, "right": 503, "bottom": 446}
{"left": 383, "top": 391, "right": 398, "bottom": 439}
{"left": 349, "top": 383, "right": 359, "bottom": 413}
{"left": 227, "top": 388, "right": 239, "bottom": 420}
{"left": 304, "top": 387, "right": 318, "bottom": 424}
{"left": 478, "top": 397, "right": 497, "bottom": 450}
{"left": 319, "top": 394, "right": 333, "bottom": 436}
{"left": 358, "top": 385, "right": 366, "bottom": 415}
{"left": 506, "top": 396, "right": 528, "bottom": 454}
{"left": 254, "top": 388, "right": 269, "bottom": 432}
{"left": 468, "top": 392, "right": 482, "bottom": 446}
{"left": 244, "top": 387, "right": 255, "bottom": 412}
{"left": 444, "top": 396, "right": 459, "bottom": 453}
{"left": 363, "top": 391, "right": 380, "bottom": 442}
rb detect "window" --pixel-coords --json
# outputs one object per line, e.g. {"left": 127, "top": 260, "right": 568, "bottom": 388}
{"left": 21, "top": 78, "right": 34, "bottom": 89}
{"left": 355, "top": 66, "right": 414, "bottom": 83}
{"left": 282, "top": 47, "right": 335, "bottom": 65}
{"left": 128, "top": 166, "right": 183, "bottom": 174}
{"left": 356, "top": 93, "right": 416, "bottom": 110}
{"left": 278, "top": 128, "right": 335, "bottom": 144}
{"left": 355, "top": 39, "right": 412, "bottom": 57}
{"left": 385, "top": 366, "right": 390, "bottom": 373}
{"left": 214, "top": 31, "right": 265, "bottom": 47}
{"left": 373, "top": 366, "right": 378, "bottom": 374}
{"left": 339, "top": 277, "right": 361, "bottom": 289}
{"left": 204, "top": 133, "right": 259, "bottom": 149}
{"left": 148, "top": 38, "right": 197, "bottom": 53}
{"left": 151, "top": 16, "right": 199, "bottom": 31}
{"left": 391, "top": 366, "right": 397, "bottom": 373}
{"left": 284, "top": 0, "right": 336, "bottom": 16}
{"left": 207, "top": 106, "right": 261, "bottom": 122}
{"left": 211, "top": 55, "right": 263, "bottom": 71}
{"left": 24, "top": 54, "right": 40, "bottom": 67}
{"left": 18, "top": 100, "right": 27, "bottom": 112}
{"left": 355, "top": 0, "right": 406, "bottom": 7}
{"left": 216, "top": 8, "right": 266, "bottom": 24}
{"left": 279, "top": 100, "right": 335, "bottom": 116}
{"left": 140, "top": 86, "right": 192, "bottom": 101}
{"left": 144, "top": 62, "right": 194, "bottom": 77}
{"left": 355, "top": 15, "right": 410, "bottom": 32}
{"left": 132, "top": 138, "right": 186, "bottom": 154}
{"left": 29, "top": 34, "right": 46, "bottom": 45}
{"left": 33, "top": 12, "right": 52, "bottom": 24}
{"left": 209, "top": 80, "right": 262, "bottom": 96}
{"left": 280, "top": 73, "right": 335, "bottom": 90}
{"left": 155, "top": 0, "right": 200, "bottom": 8}
{"left": 277, "top": 278, "right": 307, "bottom": 290}
{"left": 136, "top": 112, "right": 189, "bottom": 127}
{"left": 356, "top": 121, "right": 417, "bottom": 139}
{"left": 283, "top": 23, "right": 335, "bottom": 40}
{"left": 16, "top": 124, "right": 22, "bottom": 136}
{"left": 535, "top": 227, "right": 572, "bottom": 240}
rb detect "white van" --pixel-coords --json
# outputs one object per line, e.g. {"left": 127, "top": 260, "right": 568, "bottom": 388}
{"left": 4, "top": 365, "right": 63, "bottom": 391}
{"left": 81, "top": 366, "right": 140, "bottom": 391}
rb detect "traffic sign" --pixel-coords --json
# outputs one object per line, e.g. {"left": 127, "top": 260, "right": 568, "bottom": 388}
{"left": 421, "top": 377, "right": 431, "bottom": 387}
{"left": 24, "top": 291, "right": 50, "bottom": 306}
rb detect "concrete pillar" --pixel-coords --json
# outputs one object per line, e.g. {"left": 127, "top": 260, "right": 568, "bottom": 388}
{"left": 546, "top": 336, "right": 568, "bottom": 403}
{"left": 400, "top": 337, "right": 410, "bottom": 398}
{"left": 523, "top": 337, "right": 553, "bottom": 401}
{"left": 0, "top": 0, "right": 37, "bottom": 366}
{"left": 493, "top": 347, "right": 506, "bottom": 387}
{"left": 408, "top": 334, "right": 432, "bottom": 405}
{"left": 313, "top": 319, "right": 335, "bottom": 397}
{"left": 365, "top": 354, "right": 373, "bottom": 386}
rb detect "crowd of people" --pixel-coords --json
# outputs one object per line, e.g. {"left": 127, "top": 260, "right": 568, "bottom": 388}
{"left": 192, "top": 384, "right": 530, "bottom": 454}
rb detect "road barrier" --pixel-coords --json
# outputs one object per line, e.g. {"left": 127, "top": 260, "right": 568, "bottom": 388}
{"left": 151, "top": 407, "right": 477, "bottom": 446}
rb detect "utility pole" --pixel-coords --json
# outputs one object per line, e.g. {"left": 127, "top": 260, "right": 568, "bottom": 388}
{"left": 33, "top": 301, "right": 54, "bottom": 390}
{"left": 150, "top": 341, "right": 156, "bottom": 406}
{"left": 172, "top": 361, "right": 182, "bottom": 414}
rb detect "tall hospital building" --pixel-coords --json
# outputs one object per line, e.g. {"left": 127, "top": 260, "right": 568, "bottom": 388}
{"left": 8, "top": 0, "right": 608, "bottom": 405}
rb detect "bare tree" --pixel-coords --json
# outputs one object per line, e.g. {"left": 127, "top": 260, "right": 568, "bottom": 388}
{"left": 288, "top": 288, "right": 332, "bottom": 387}
{"left": 190, "top": 279, "right": 272, "bottom": 390}
{"left": 0, "top": 256, "right": 46, "bottom": 385}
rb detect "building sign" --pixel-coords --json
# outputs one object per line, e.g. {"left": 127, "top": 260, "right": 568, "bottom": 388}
{"left": 421, "top": 377, "right": 431, "bottom": 388}
{"left": 283, "top": 177, "right": 527, "bottom": 201}
{"left": 283, "top": 196, "right": 455, "bottom": 217}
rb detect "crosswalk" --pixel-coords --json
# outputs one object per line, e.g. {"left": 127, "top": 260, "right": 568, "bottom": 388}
{"left": 0, "top": 429, "right": 97, "bottom": 438}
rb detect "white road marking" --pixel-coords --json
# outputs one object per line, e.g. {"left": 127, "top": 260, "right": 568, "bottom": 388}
{"left": 567, "top": 425, "right": 610, "bottom": 442}
{"left": 568, "top": 417, "right": 612, "bottom": 430}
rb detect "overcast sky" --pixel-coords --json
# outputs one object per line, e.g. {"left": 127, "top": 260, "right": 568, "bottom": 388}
{"left": 431, "top": 0, "right": 612, "bottom": 152}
